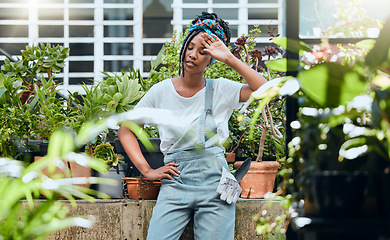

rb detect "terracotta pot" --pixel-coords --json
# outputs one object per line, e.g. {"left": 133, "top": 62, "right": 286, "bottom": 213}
{"left": 34, "top": 156, "right": 71, "bottom": 177}
{"left": 225, "top": 152, "right": 236, "bottom": 163}
{"left": 124, "top": 177, "right": 161, "bottom": 200}
{"left": 34, "top": 156, "right": 91, "bottom": 188}
{"left": 233, "top": 160, "right": 279, "bottom": 199}
{"left": 68, "top": 161, "right": 91, "bottom": 188}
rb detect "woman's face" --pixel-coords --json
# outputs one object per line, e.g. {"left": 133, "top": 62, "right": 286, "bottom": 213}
{"left": 183, "top": 32, "right": 212, "bottom": 75}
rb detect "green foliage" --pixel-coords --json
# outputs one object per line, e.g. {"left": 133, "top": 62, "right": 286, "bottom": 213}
{"left": 241, "top": 14, "right": 390, "bottom": 237}
{"left": 0, "top": 42, "right": 147, "bottom": 158}
{"left": 0, "top": 43, "right": 76, "bottom": 148}
{"left": 1, "top": 43, "right": 68, "bottom": 85}
{"left": 31, "top": 76, "right": 80, "bottom": 140}
{"left": 252, "top": 191, "right": 290, "bottom": 239}
{"left": 0, "top": 72, "right": 24, "bottom": 106}
{"left": 99, "top": 69, "right": 145, "bottom": 113}
{"left": 0, "top": 106, "right": 153, "bottom": 239}
{"left": 0, "top": 132, "right": 109, "bottom": 239}
{"left": 68, "top": 84, "right": 108, "bottom": 130}
{"left": 246, "top": 15, "right": 390, "bottom": 237}
{"left": 92, "top": 142, "right": 123, "bottom": 166}
{"left": 225, "top": 26, "right": 286, "bottom": 161}
{"left": 142, "top": 124, "right": 159, "bottom": 138}
{"left": 156, "top": 31, "right": 183, "bottom": 80}
{"left": 298, "top": 62, "right": 367, "bottom": 108}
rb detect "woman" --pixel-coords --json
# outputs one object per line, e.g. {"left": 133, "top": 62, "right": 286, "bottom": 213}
{"left": 118, "top": 12, "right": 267, "bottom": 240}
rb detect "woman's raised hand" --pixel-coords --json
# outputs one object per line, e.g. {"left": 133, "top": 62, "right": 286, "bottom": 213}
{"left": 201, "top": 32, "right": 232, "bottom": 64}
{"left": 143, "top": 162, "right": 181, "bottom": 181}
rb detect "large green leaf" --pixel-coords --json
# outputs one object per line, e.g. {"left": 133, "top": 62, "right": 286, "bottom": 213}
{"left": 265, "top": 58, "right": 303, "bottom": 72}
{"left": 355, "top": 39, "right": 376, "bottom": 50}
{"left": 272, "top": 37, "right": 312, "bottom": 55}
{"left": 0, "top": 89, "right": 6, "bottom": 98}
{"left": 298, "top": 62, "right": 367, "bottom": 108}
{"left": 366, "top": 16, "right": 390, "bottom": 70}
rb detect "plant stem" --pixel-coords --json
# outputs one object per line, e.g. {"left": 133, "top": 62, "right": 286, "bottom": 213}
{"left": 256, "top": 108, "right": 269, "bottom": 162}
{"left": 244, "top": 45, "right": 250, "bottom": 65}
{"left": 231, "top": 130, "right": 246, "bottom": 153}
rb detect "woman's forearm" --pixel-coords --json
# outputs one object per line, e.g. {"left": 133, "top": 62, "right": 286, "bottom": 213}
{"left": 225, "top": 55, "right": 267, "bottom": 91}
{"left": 117, "top": 124, "right": 153, "bottom": 176}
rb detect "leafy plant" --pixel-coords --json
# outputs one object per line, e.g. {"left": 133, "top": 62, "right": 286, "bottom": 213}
{"left": 0, "top": 131, "right": 110, "bottom": 239}
{"left": 0, "top": 102, "right": 156, "bottom": 239}
{"left": 92, "top": 142, "right": 123, "bottom": 167}
{"left": 1, "top": 43, "right": 68, "bottom": 86}
{"left": 0, "top": 44, "right": 75, "bottom": 143}
{"left": 99, "top": 69, "right": 145, "bottom": 113}
{"left": 31, "top": 76, "right": 80, "bottom": 140}
{"left": 226, "top": 26, "right": 286, "bottom": 162}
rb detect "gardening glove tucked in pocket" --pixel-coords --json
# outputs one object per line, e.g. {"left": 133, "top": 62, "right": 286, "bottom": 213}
{"left": 216, "top": 167, "right": 241, "bottom": 204}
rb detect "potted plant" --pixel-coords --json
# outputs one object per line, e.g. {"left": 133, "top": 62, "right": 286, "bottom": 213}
{"left": 124, "top": 176, "right": 161, "bottom": 200}
{"left": 0, "top": 44, "right": 102, "bottom": 190}
{"left": 0, "top": 43, "right": 82, "bottom": 157}
{"left": 0, "top": 44, "right": 70, "bottom": 159}
{"left": 0, "top": 107, "right": 144, "bottom": 239}
{"left": 227, "top": 27, "right": 285, "bottom": 199}
{"left": 92, "top": 142, "right": 126, "bottom": 198}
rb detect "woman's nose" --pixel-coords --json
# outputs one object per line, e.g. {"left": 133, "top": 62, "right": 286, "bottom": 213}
{"left": 188, "top": 50, "right": 197, "bottom": 59}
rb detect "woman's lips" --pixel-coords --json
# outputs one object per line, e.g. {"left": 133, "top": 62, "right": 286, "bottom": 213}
{"left": 185, "top": 61, "right": 196, "bottom": 67}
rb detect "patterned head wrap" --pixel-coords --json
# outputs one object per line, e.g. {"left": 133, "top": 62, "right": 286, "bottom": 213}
{"left": 187, "top": 19, "right": 228, "bottom": 45}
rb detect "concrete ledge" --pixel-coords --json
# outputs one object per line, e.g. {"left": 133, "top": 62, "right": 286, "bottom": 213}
{"left": 38, "top": 199, "right": 283, "bottom": 240}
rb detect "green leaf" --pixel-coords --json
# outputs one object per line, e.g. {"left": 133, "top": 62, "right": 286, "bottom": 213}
{"left": 355, "top": 39, "right": 376, "bottom": 50}
{"left": 298, "top": 62, "right": 367, "bottom": 107}
{"left": 265, "top": 58, "right": 303, "bottom": 72}
{"left": 365, "top": 16, "right": 390, "bottom": 69}
{"left": 272, "top": 37, "right": 312, "bottom": 55}
{"left": 0, "top": 89, "right": 7, "bottom": 98}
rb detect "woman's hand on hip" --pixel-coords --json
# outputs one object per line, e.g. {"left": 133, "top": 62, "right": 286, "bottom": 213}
{"left": 143, "top": 162, "right": 180, "bottom": 181}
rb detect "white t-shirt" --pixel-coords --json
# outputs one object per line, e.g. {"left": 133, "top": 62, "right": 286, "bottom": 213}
{"left": 135, "top": 78, "right": 244, "bottom": 155}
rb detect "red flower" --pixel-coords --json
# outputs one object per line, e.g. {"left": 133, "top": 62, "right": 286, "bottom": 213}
{"left": 235, "top": 36, "right": 248, "bottom": 46}
{"left": 250, "top": 49, "right": 263, "bottom": 61}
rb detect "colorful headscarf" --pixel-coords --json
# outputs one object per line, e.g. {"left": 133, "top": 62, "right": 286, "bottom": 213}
{"left": 187, "top": 19, "right": 228, "bottom": 45}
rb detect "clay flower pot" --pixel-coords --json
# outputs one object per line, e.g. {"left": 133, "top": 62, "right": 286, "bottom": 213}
{"left": 124, "top": 177, "right": 161, "bottom": 200}
{"left": 225, "top": 152, "right": 236, "bottom": 163}
{"left": 233, "top": 160, "right": 279, "bottom": 199}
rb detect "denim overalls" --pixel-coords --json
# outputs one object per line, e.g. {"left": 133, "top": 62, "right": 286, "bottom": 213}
{"left": 147, "top": 79, "right": 235, "bottom": 240}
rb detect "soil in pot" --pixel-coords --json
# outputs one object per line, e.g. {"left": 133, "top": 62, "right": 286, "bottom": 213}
{"left": 233, "top": 160, "right": 279, "bottom": 199}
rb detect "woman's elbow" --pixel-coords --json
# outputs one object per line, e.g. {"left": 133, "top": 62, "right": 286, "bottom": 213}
{"left": 117, "top": 124, "right": 130, "bottom": 139}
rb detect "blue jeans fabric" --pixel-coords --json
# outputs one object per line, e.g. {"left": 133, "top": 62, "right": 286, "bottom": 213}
{"left": 146, "top": 146, "right": 235, "bottom": 240}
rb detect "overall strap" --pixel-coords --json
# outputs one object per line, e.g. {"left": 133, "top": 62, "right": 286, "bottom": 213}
{"left": 198, "top": 79, "right": 215, "bottom": 146}
{"left": 205, "top": 78, "right": 214, "bottom": 114}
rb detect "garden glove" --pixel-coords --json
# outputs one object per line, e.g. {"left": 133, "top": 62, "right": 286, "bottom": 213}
{"left": 216, "top": 167, "right": 241, "bottom": 204}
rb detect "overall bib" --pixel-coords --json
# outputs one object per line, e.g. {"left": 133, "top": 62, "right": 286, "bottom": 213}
{"left": 147, "top": 79, "right": 235, "bottom": 240}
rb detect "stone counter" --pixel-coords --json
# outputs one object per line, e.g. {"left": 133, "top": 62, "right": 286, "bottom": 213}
{"left": 37, "top": 199, "right": 283, "bottom": 240}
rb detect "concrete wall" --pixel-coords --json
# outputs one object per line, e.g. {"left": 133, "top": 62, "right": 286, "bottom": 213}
{"left": 43, "top": 199, "right": 283, "bottom": 240}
